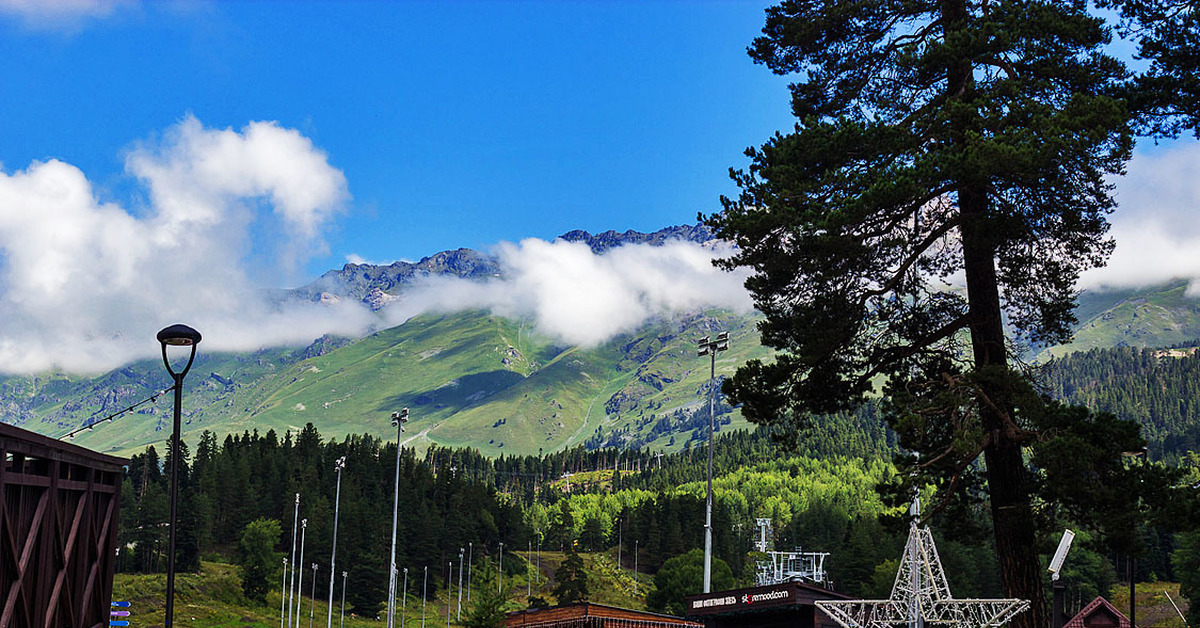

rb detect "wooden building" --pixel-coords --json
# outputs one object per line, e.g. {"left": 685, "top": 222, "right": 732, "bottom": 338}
{"left": 684, "top": 580, "right": 850, "bottom": 628}
{"left": 0, "top": 423, "right": 126, "bottom": 628}
{"left": 1064, "top": 597, "right": 1136, "bottom": 628}
{"left": 507, "top": 602, "right": 704, "bottom": 628}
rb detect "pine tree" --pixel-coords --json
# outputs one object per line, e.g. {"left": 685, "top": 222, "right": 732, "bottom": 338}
{"left": 705, "top": 3, "right": 1197, "bottom": 625}
{"left": 552, "top": 547, "right": 589, "bottom": 605}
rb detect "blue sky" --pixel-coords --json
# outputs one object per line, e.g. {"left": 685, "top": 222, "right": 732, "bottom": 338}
{"left": 0, "top": 0, "right": 1197, "bottom": 373}
{"left": 1, "top": 1, "right": 793, "bottom": 274}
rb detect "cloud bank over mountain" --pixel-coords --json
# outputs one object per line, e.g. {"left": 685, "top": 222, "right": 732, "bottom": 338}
{"left": 1079, "top": 142, "right": 1200, "bottom": 295}
{"left": 0, "top": 115, "right": 360, "bottom": 373}
{"left": 0, "top": 116, "right": 1193, "bottom": 375}
{"left": 381, "top": 238, "right": 754, "bottom": 347}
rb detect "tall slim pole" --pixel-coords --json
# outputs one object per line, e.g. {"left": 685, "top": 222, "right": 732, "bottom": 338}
{"left": 498, "top": 542, "right": 504, "bottom": 593}
{"left": 328, "top": 456, "right": 347, "bottom": 628}
{"left": 340, "top": 571, "right": 348, "bottom": 628}
{"left": 296, "top": 520, "right": 308, "bottom": 628}
{"left": 289, "top": 494, "right": 300, "bottom": 628}
{"left": 528, "top": 540, "right": 532, "bottom": 599}
{"left": 697, "top": 332, "right": 728, "bottom": 593}
{"left": 457, "top": 548, "right": 464, "bottom": 620}
{"left": 422, "top": 566, "right": 428, "bottom": 628}
{"left": 466, "top": 542, "right": 473, "bottom": 603}
{"left": 388, "top": 409, "right": 409, "bottom": 628}
{"left": 281, "top": 558, "right": 289, "bottom": 628}
{"left": 310, "top": 564, "right": 318, "bottom": 628}
{"left": 446, "top": 562, "right": 453, "bottom": 628}
{"left": 402, "top": 568, "right": 408, "bottom": 628}
{"left": 158, "top": 324, "right": 200, "bottom": 628}
{"left": 634, "top": 540, "right": 639, "bottom": 595}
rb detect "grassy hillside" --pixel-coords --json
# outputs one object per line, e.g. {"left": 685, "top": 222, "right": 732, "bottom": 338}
{"left": 12, "top": 309, "right": 769, "bottom": 458}
{"left": 1043, "top": 281, "right": 1200, "bottom": 358}
{"left": 113, "top": 553, "right": 650, "bottom": 628}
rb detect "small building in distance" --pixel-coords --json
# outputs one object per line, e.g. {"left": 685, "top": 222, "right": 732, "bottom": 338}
{"left": 684, "top": 580, "right": 849, "bottom": 628}
{"left": 1064, "top": 597, "right": 1135, "bottom": 628}
{"left": 506, "top": 602, "right": 703, "bottom": 628}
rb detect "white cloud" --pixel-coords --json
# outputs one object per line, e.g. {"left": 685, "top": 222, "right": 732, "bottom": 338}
{"left": 1080, "top": 141, "right": 1200, "bottom": 293}
{"left": 0, "top": 116, "right": 353, "bottom": 373}
{"left": 0, "top": 0, "right": 133, "bottom": 30}
{"left": 384, "top": 238, "right": 754, "bottom": 347}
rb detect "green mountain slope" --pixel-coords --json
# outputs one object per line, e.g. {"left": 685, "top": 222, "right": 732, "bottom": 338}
{"left": 10, "top": 308, "right": 767, "bottom": 458}
{"left": 1043, "top": 281, "right": 1200, "bottom": 357}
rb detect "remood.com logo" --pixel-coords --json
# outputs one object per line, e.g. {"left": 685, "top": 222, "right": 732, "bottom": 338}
{"left": 741, "top": 589, "right": 789, "bottom": 605}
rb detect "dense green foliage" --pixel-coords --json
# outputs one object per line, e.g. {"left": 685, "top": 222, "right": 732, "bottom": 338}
{"left": 646, "top": 549, "right": 733, "bottom": 616}
{"left": 238, "top": 518, "right": 282, "bottom": 602}
{"left": 1043, "top": 346, "right": 1200, "bottom": 458}
{"left": 552, "top": 549, "right": 590, "bottom": 605}
{"left": 117, "top": 424, "right": 526, "bottom": 616}
{"left": 705, "top": 2, "right": 1200, "bottom": 625}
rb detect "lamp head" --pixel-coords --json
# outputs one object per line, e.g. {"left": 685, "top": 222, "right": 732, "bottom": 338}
{"left": 157, "top": 324, "right": 202, "bottom": 347}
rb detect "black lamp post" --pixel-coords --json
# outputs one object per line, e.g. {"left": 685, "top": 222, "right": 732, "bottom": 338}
{"left": 157, "top": 323, "right": 201, "bottom": 628}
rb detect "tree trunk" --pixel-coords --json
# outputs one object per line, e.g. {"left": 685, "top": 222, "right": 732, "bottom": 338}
{"left": 960, "top": 180, "right": 1047, "bottom": 628}
{"left": 946, "top": 1, "right": 1046, "bottom": 625}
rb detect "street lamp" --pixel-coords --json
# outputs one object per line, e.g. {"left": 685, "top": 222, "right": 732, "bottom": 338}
{"left": 296, "top": 519, "right": 308, "bottom": 628}
{"left": 697, "top": 331, "right": 728, "bottom": 593}
{"left": 340, "top": 571, "right": 348, "bottom": 628}
{"left": 388, "top": 408, "right": 409, "bottom": 628}
{"left": 281, "top": 558, "right": 289, "bottom": 628}
{"left": 327, "top": 456, "right": 347, "bottom": 628}
{"left": 1124, "top": 447, "right": 1148, "bottom": 628}
{"left": 289, "top": 494, "right": 300, "bottom": 628}
{"left": 157, "top": 323, "right": 201, "bottom": 628}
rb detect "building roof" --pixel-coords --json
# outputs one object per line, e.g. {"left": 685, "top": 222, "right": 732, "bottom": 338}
{"left": 1064, "top": 597, "right": 1134, "bottom": 628}
{"left": 506, "top": 602, "right": 702, "bottom": 627}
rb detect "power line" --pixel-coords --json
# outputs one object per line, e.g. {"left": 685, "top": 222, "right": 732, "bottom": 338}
{"left": 59, "top": 385, "right": 175, "bottom": 441}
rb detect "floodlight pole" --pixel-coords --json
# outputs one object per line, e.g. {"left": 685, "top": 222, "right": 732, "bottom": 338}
{"left": 697, "top": 331, "right": 729, "bottom": 593}
{"left": 157, "top": 324, "right": 201, "bottom": 628}
{"left": 328, "top": 456, "right": 347, "bottom": 628}
{"left": 289, "top": 494, "right": 300, "bottom": 628}
{"left": 388, "top": 409, "right": 409, "bottom": 628}
{"left": 281, "top": 558, "right": 289, "bottom": 628}
{"left": 295, "top": 519, "right": 308, "bottom": 628}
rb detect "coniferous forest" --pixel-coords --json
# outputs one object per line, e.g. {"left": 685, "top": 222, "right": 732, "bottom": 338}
{"left": 114, "top": 360, "right": 1200, "bottom": 621}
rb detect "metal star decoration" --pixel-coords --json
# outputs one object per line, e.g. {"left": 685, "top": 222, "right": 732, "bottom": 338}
{"left": 817, "top": 500, "right": 1029, "bottom": 628}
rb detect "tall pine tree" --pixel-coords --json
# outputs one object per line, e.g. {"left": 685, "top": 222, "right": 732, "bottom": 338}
{"left": 707, "top": 2, "right": 1197, "bottom": 626}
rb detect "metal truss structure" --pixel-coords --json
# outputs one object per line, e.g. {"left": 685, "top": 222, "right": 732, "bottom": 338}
{"left": 0, "top": 423, "right": 125, "bottom": 628}
{"left": 817, "top": 515, "right": 1028, "bottom": 628}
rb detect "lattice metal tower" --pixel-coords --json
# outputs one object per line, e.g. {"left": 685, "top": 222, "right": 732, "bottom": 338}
{"left": 816, "top": 497, "right": 1028, "bottom": 628}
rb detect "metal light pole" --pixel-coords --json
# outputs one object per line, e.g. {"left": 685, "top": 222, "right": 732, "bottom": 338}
{"left": 466, "top": 542, "right": 473, "bottom": 603}
{"left": 340, "top": 571, "right": 348, "bottom": 628}
{"left": 388, "top": 408, "right": 409, "bottom": 628}
{"left": 281, "top": 558, "right": 289, "bottom": 628}
{"left": 498, "top": 542, "right": 504, "bottom": 593}
{"left": 697, "top": 331, "right": 729, "bottom": 593}
{"left": 634, "top": 539, "right": 639, "bottom": 595}
{"left": 327, "top": 456, "right": 347, "bottom": 628}
{"left": 446, "top": 562, "right": 453, "bottom": 628}
{"left": 457, "top": 548, "right": 464, "bottom": 620}
{"left": 157, "top": 323, "right": 201, "bottom": 628}
{"left": 422, "top": 565, "right": 428, "bottom": 628}
{"left": 402, "top": 567, "right": 408, "bottom": 628}
{"left": 310, "top": 563, "right": 318, "bottom": 628}
{"left": 289, "top": 493, "right": 300, "bottom": 628}
{"left": 296, "top": 519, "right": 308, "bottom": 628}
